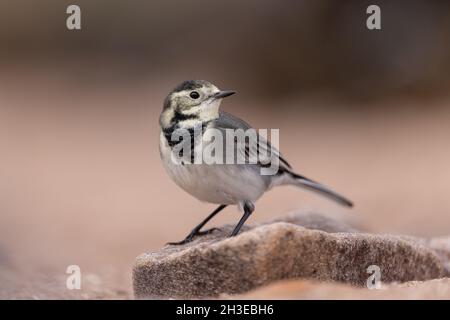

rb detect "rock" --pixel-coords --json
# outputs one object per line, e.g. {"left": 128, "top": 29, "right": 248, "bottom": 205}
{"left": 425, "top": 236, "right": 450, "bottom": 276}
{"left": 266, "top": 210, "right": 362, "bottom": 233}
{"left": 132, "top": 211, "right": 446, "bottom": 299}
{"left": 232, "top": 278, "right": 450, "bottom": 300}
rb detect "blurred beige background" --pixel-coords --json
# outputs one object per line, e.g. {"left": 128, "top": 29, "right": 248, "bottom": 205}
{"left": 1, "top": 0, "right": 450, "bottom": 298}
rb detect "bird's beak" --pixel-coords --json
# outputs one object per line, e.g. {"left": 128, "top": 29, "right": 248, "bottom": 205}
{"left": 213, "top": 90, "right": 236, "bottom": 99}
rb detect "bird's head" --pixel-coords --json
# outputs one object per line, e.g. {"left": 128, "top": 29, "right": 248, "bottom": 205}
{"left": 160, "top": 80, "right": 235, "bottom": 128}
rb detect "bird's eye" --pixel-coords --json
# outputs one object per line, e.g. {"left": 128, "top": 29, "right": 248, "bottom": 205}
{"left": 190, "top": 91, "right": 200, "bottom": 99}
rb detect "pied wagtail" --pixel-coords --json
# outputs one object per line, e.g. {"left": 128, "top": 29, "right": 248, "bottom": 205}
{"left": 159, "top": 80, "right": 353, "bottom": 245}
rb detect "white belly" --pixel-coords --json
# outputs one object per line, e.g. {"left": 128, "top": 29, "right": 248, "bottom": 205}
{"left": 159, "top": 132, "right": 267, "bottom": 204}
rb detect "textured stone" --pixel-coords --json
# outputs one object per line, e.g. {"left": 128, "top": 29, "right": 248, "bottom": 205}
{"left": 266, "top": 211, "right": 361, "bottom": 233}
{"left": 425, "top": 236, "right": 450, "bottom": 276}
{"left": 232, "top": 278, "right": 450, "bottom": 300}
{"left": 133, "top": 211, "right": 446, "bottom": 299}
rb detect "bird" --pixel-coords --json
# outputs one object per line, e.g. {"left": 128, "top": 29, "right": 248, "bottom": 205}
{"left": 159, "top": 80, "right": 353, "bottom": 245}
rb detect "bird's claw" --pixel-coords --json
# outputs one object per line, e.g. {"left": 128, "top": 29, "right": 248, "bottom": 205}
{"left": 196, "top": 227, "right": 220, "bottom": 236}
{"left": 166, "top": 227, "right": 221, "bottom": 246}
{"left": 166, "top": 238, "right": 191, "bottom": 246}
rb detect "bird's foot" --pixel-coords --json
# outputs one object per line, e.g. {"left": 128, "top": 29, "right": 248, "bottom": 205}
{"left": 196, "top": 227, "right": 220, "bottom": 236}
{"left": 166, "top": 227, "right": 220, "bottom": 246}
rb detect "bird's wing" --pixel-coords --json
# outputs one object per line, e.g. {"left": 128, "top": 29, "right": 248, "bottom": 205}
{"left": 210, "top": 111, "right": 292, "bottom": 171}
{"left": 213, "top": 112, "right": 353, "bottom": 207}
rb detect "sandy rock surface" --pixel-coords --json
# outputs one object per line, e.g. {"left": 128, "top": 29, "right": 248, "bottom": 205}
{"left": 133, "top": 212, "right": 448, "bottom": 299}
{"left": 232, "top": 278, "right": 450, "bottom": 300}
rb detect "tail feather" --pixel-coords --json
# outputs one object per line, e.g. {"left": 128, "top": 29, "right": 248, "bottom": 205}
{"left": 290, "top": 172, "right": 353, "bottom": 207}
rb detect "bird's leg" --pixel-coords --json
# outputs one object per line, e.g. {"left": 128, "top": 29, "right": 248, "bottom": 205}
{"left": 229, "top": 202, "right": 255, "bottom": 237}
{"left": 167, "top": 205, "right": 227, "bottom": 245}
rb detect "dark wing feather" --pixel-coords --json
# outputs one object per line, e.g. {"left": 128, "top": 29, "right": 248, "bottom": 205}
{"left": 216, "top": 111, "right": 292, "bottom": 170}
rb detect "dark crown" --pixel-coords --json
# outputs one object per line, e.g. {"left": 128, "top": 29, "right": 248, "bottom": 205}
{"left": 171, "top": 80, "right": 209, "bottom": 93}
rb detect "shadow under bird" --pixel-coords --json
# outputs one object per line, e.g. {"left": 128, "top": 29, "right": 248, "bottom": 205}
{"left": 159, "top": 80, "right": 353, "bottom": 245}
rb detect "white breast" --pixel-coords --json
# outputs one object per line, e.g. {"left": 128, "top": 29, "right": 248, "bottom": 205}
{"left": 159, "top": 131, "right": 267, "bottom": 205}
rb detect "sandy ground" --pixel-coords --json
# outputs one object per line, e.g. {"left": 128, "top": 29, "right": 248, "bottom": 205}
{"left": 1, "top": 68, "right": 450, "bottom": 299}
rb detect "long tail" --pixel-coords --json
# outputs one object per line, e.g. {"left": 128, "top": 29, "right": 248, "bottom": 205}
{"left": 289, "top": 172, "right": 353, "bottom": 207}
